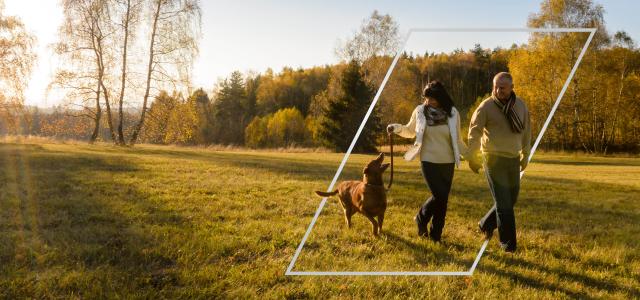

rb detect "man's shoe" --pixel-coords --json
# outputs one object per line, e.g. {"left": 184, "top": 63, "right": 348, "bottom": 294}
{"left": 478, "top": 222, "right": 493, "bottom": 240}
{"left": 415, "top": 215, "right": 428, "bottom": 237}
{"left": 501, "top": 241, "right": 517, "bottom": 253}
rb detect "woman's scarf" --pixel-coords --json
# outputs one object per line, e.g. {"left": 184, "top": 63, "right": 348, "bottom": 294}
{"left": 493, "top": 92, "right": 524, "bottom": 133}
{"left": 423, "top": 104, "right": 448, "bottom": 126}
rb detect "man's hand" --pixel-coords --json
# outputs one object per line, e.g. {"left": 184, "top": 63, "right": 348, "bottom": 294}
{"left": 468, "top": 158, "right": 482, "bottom": 174}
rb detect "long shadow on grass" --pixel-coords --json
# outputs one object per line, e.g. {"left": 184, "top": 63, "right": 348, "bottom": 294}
{"left": 384, "top": 231, "right": 474, "bottom": 271}
{"left": 480, "top": 253, "right": 639, "bottom": 298}
{"left": 0, "top": 143, "right": 189, "bottom": 297}
{"left": 489, "top": 253, "right": 639, "bottom": 298}
{"left": 107, "top": 145, "right": 382, "bottom": 182}
{"left": 480, "top": 263, "right": 589, "bottom": 298}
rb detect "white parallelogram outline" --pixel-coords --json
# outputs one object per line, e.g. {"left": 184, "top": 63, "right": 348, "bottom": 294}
{"left": 286, "top": 27, "right": 597, "bottom": 276}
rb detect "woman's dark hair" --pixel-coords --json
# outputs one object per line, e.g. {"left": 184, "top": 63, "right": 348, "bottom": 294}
{"left": 423, "top": 80, "right": 454, "bottom": 117}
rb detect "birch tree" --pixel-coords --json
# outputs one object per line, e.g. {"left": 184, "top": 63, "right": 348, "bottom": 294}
{"left": 129, "top": 0, "right": 201, "bottom": 145}
{"left": 52, "top": 0, "right": 117, "bottom": 143}
{"left": 0, "top": 0, "right": 37, "bottom": 134}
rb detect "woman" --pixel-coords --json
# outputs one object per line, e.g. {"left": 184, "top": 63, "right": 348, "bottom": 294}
{"left": 387, "top": 80, "right": 467, "bottom": 242}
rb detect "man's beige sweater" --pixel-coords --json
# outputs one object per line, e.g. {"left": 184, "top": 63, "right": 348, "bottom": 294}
{"left": 468, "top": 96, "right": 532, "bottom": 159}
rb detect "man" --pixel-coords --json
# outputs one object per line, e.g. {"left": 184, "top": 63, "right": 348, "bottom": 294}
{"left": 467, "top": 72, "right": 531, "bottom": 253}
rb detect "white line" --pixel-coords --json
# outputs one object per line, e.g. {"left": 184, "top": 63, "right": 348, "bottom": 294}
{"left": 523, "top": 28, "right": 597, "bottom": 174}
{"left": 468, "top": 239, "right": 490, "bottom": 274}
{"left": 287, "top": 271, "right": 471, "bottom": 276}
{"left": 284, "top": 197, "right": 327, "bottom": 274}
{"left": 286, "top": 27, "right": 596, "bottom": 277}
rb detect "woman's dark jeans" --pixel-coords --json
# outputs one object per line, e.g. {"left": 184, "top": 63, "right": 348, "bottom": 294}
{"left": 416, "top": 161, "right": 455, "bottom": 241}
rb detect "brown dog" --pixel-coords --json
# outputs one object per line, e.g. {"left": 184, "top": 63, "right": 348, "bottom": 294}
{"left": 315, "top": 153, "right": 389, "bottom": 236}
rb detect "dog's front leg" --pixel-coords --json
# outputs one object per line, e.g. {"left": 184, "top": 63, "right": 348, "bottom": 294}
{"left": 377, "top": 214, "right": 384, "bottom": 234}
{"left": 365, "top": 215, "right": 379, "bottom": 236}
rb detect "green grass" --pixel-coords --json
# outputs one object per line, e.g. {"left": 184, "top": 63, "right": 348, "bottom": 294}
{"left": 0, "top": 141, "right": 638, "bottom": 299}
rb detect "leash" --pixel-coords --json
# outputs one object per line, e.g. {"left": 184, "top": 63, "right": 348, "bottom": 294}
{"left": 386, "top": 132, "right": 394, "bottom": 191}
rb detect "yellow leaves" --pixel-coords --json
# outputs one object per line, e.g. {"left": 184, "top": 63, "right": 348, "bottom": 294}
{"left": 164, "top": 98, "right": 198, "bottom": 145}
{"left": 244, "top": 116, "right": 269, "bottom": 148}
{"left": 245, "top": 107, "right": 308, "bottom": 148}
{"left": 0, "top": 5, "right": 36, "bottom": 110}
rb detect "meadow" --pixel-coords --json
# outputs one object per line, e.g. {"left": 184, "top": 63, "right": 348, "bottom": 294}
{"left": 0, "top": 140, "right": 638, "bottom": 298}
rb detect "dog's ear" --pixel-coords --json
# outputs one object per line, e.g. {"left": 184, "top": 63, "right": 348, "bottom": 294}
{"left": 376, "top": 152, "right": 385, "bottom": 162}
{"left": 363, "top": 166, "right": 370, "bottom": 174}
{"left": 380, "top": 163, "right": 390, "bottom": 172}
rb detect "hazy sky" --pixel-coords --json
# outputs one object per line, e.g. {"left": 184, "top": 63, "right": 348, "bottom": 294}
{"left": 4, "top": 0, "right": 640, "bottom": 107}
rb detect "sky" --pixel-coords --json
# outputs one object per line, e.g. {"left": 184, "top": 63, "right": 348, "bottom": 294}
{"left": 4, "top": 0, "right": 640, "bottom": 108}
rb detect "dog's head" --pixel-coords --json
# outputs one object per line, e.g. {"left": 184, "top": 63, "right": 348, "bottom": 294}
{"left": 363, "top": 153, "right": 390, "bottom": 185}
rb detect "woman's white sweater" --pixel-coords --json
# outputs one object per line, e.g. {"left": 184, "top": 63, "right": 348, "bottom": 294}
{"left": 392, "top": 105, "right": 468, "bottom": 167}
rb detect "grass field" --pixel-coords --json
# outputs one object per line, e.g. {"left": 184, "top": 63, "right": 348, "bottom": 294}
{"left": 0, "top": 140, "right": 639, "bottom": 298}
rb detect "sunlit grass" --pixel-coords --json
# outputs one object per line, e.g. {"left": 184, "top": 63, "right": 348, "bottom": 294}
{"left": 0, "top": 140, "right": 638, "bottom": 298}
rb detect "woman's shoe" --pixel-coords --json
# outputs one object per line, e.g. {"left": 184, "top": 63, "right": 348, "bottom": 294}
{"left": 414, "top": 214, "right": 428, "bottom": 237}
{"left": 428, "top": 235, "right": 441, "bottom": 243}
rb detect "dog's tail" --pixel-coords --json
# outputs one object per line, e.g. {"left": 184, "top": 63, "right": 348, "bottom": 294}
{"left": 315, "top": 190, "right": 338, "bottom": 197}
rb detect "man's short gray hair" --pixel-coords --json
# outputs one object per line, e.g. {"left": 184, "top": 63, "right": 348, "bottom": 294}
{"left": 493, "top": 72, "right": 513, "bottom": 84}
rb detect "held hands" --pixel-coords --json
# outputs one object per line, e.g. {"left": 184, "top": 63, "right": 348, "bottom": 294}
{"left": 468, "top": 159, "right": 482, "bottom": 174}
{"left": 465, "top": 152, "right": 482, "bottom": 174}
{"left": 466, "top": 156, "right": 527, "bottom": 173}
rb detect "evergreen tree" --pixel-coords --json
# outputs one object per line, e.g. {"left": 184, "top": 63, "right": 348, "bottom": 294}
{"left": 319, "top": 60, "right": 381, "bottom": 153}
{"left": 189, "top": 88, "right": 213, "bottom": 144}
{"left": 211, "top": 71, "right": 247, "bottom": 145}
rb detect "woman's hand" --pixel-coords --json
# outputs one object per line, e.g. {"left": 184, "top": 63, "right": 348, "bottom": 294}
{"left": 387, "top": 124, "right": 399, "bottom": 134}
